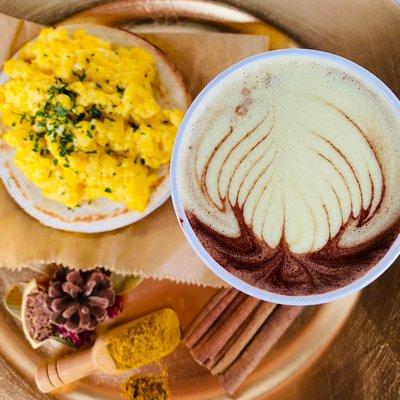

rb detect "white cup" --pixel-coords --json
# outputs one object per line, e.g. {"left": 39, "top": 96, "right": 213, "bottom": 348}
{"left": 170, "top": 49, "right": 400, "bottom": 306}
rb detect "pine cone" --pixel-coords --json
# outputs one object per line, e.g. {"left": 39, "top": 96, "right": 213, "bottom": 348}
{"left": 46, "top": 268, "right": 115, "bottom": 333}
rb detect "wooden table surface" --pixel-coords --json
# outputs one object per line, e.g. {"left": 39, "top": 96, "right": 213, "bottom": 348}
{"left": 0, "top": 1, "right": 399, "bottom": 399}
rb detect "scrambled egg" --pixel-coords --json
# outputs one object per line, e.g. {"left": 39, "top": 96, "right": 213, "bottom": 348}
{"left": 0, "top": 28, "right": 183, "bottom": 211}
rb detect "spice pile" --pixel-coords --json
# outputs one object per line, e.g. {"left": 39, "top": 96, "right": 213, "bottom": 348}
{"left": 107, "top": 308, "right": 181, "bottom": 370}
{"left": 122, "top": 371, "right": 170, "bottom": 400}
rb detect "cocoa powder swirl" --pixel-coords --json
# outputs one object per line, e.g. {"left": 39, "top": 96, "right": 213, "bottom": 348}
{"left": 177, "top": 55, "right": 400, "bottom": 295}
{"left": 187, "top": 207, "right": 400, "bottom": 295}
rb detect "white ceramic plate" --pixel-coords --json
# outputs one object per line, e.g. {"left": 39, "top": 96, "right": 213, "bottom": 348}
{"left": 0, "top": 24, "right": 190, "bottom": 233}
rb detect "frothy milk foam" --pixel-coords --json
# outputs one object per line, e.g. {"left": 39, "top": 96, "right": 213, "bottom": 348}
{"left": 177, "top": 54, "right": 400, "bottom": 295}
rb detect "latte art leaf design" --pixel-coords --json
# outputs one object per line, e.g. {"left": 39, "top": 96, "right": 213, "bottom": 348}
{"left": 198, "top": 97, "right": 384, "bottom": 254}
{"left": 180, "top": 57, "right": 400, "bottom": 296}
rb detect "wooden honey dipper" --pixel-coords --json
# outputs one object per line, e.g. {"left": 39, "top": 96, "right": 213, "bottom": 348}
{"left": 35, "top": 308, "right": 180, "bottom": 393}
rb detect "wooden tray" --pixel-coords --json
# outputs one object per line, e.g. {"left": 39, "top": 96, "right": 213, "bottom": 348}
{"left": 0, "top": 267, "right": 358, "bottom": 400}
{"left": 0, "top": 1, "right": 399, "bottom": 399}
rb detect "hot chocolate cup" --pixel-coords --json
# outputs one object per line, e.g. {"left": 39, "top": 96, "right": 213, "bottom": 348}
{"left": 171, "top": 49, "right": 400, "bottom": 305}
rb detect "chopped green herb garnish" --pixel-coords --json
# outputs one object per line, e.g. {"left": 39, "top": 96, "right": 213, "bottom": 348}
{"left": 129, "top": 121, "right": 140, "bottom": 131}
{"left": 40, "top": 148, "right": 50, "bottom": 156}
{"left": 48, "top": 84, "right": 77, "bottom": 101}
{"left": 55, "top": 103, "right": 69, "bottom": 117}
{"left": 59, "top": 131, "right": 74, "bottom": 157}
{"left": 135, "top": 156, "right": 146, "bottom": 165}
{"left": 89, "top": 105, "right": 102, "bottom": 119}
{"left": 72, "top": 70, "right": 87, "bottom": 82}
{"left": 104, "top": 187, "right": 112, "bottom": 193}
{"left": 76, "top": 112, "right": 86, "bottom": 122}
{"left": 116, "top": 85, "right": 125, "bottom": 94}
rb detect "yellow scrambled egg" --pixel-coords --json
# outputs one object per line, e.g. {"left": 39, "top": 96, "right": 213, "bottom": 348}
{"left": 0, "top": 28, "right": 183, "bottom": 211}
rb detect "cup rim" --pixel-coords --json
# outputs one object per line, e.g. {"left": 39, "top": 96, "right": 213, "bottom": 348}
{"left": 170, "top": 48, "right": 400, "bottom": 306}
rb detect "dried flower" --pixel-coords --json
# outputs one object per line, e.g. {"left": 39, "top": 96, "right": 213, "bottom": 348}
{"left": 107, "top": 295, "right": 124, "bottom": 318}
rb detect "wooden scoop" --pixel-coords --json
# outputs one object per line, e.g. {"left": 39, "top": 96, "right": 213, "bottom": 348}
{"left": 35, "top": 308, "right": 180, "bottom": 393}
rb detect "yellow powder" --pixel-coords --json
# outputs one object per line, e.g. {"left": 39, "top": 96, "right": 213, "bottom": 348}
{"left": 121, "top": 371, "right": 170, "bottom": 400}
{"left": 107, "top": 308, "right": 181, "bottom": 370}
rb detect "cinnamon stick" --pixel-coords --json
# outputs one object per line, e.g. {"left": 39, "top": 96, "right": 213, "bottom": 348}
{"left": 210, "top": 301, "right": 277, "bottom": 374}
{"left": 219, "top": 305, "right": 304, "bottom": 395}
{"left": 190, "top": 292, "right": 260, "bottom": 365}
{"left": 184, "top": 287, "right": 238, "bottom": 347}
{"left": 184, "top": 287, "right": 304, "bottom": 396}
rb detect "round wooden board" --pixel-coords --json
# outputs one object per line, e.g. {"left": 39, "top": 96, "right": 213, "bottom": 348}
{"left": 0, "top": 267, "right": 358, "bottom": 400}
{"left": 0, "top": 1, "right": 399, "bottom": 400}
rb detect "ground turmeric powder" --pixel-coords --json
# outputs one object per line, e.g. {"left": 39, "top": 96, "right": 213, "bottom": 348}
{"left": 122, "top": 371, "right": 170, "bottom": 400}
{"left": 107, "top": 308, "right": 181, "bottom": 370}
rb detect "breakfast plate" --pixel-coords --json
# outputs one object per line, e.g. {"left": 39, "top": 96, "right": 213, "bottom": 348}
{"left": 0, "top": 23, "right": 190, "bottom": 233}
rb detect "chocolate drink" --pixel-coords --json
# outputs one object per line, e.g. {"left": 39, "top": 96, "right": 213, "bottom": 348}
{"left": 177, "top": 54, "right": 400, "bottom": 295}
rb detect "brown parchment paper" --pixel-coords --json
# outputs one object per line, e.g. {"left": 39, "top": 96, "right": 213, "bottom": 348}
{"left": 0, "top": 12, "right": 268, "bottom": 287}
